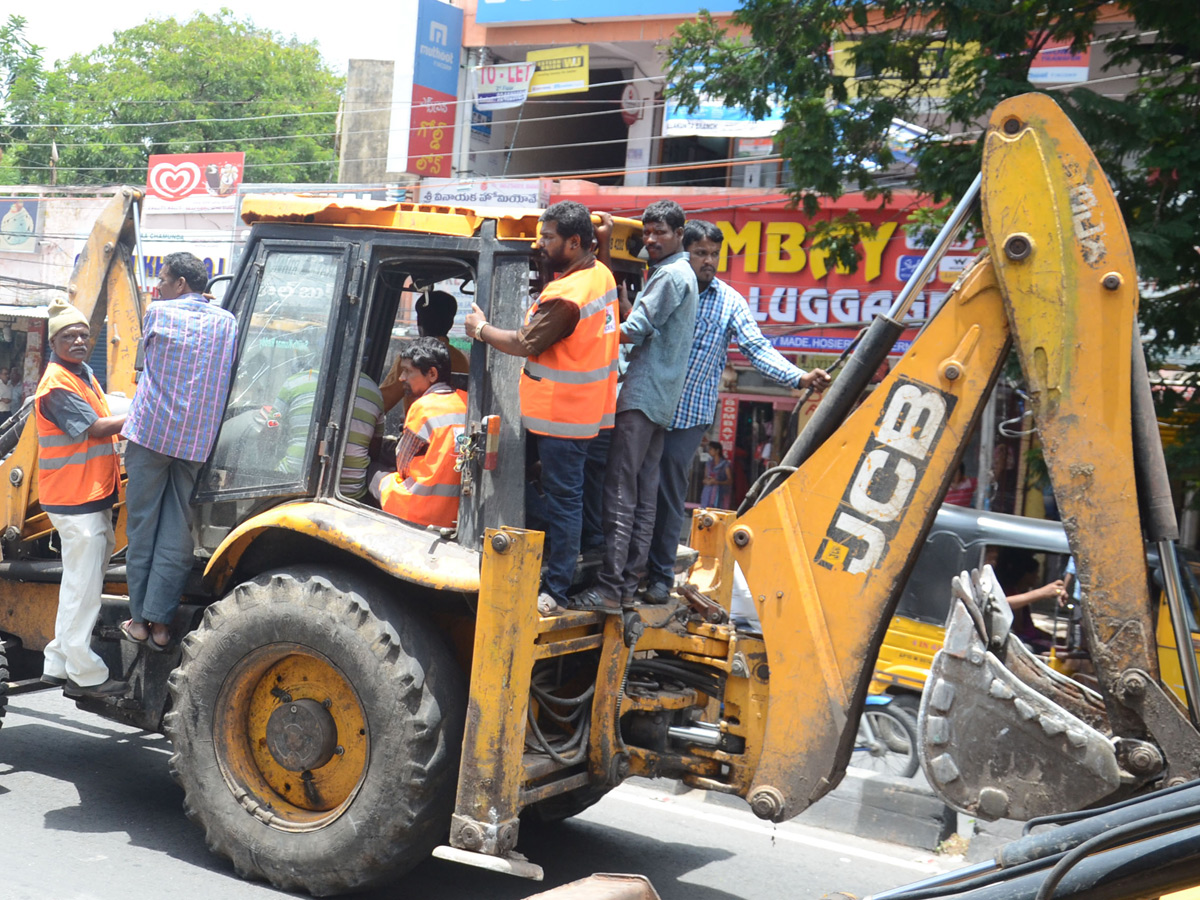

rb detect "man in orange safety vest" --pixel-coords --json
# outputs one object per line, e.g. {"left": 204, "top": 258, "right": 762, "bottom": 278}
{"left": 379, "top": 337, "right": 468, "bottom": 528}
{"left": 465, "top": 201, "right": 619, "bottom": 615}
{"left": 34, "top": 296, "right": 129, "bottom": 699}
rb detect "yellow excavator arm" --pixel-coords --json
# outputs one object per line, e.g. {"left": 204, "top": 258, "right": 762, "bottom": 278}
{"left": 0, "top": 188, "right": 144, "bottom": 545}
{"left": 729, "top": 93, "right": 1197, "bottom": 821}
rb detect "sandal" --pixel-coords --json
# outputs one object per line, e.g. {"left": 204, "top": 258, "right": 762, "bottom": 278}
{"left": 567, "top": 589, "right": 623, "bottom": 615}
{"left": 146, "top": 627, "right": 173, "bottom": 653}
{"left": 119, "top": 619, "right": 148, "bottom": 646}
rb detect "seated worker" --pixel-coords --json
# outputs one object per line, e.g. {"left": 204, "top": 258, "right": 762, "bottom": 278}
{"left": 381, "top": 290, "right": 469, "bottom": 412}
{"left": 274, "top": 365, "right": 384, "bottom": 501}
{"left": 379, "top": 337, "right": 468, "bottom": 528}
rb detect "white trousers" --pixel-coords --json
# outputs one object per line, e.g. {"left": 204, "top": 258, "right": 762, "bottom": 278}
{"left": 44, "top": 509, "right": 116, "bottom": 687}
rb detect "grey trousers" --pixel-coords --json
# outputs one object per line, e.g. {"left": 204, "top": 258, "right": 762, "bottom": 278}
{"left": 597, "top": 408, "right": 665, "bottom": 600}
{"left": 646, "top": 424, "right": 708, "bottom": 588}
{"left": 125, "top": 441, "right": 202, "bottom": 626}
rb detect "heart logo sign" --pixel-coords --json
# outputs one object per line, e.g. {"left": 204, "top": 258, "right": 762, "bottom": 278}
{"left": 149, "top": 162, "right": 202, "bottom": 201}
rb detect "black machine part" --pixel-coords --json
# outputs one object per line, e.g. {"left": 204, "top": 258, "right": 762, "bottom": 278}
{"left": 867, "top": 780, "right": 1200, "bottom": 900}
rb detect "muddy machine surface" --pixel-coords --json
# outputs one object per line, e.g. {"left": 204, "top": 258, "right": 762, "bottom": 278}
{"left": 0, "top": 93, "right": 1198, "bottom": 898}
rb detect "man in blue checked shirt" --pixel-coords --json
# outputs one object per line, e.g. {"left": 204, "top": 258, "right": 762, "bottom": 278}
{"left": 120, "top": 252, "right": 238, "bottom": 651}
{"left": 642, "top": 220, "right": 831, "bottom": 603}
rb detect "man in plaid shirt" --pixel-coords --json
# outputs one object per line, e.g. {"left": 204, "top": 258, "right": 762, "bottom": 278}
{"left": 643, "top": 220, "right": 831, "bottom": 602}
{"left": 120, "top": 252, "right": 238, "bottom": 651}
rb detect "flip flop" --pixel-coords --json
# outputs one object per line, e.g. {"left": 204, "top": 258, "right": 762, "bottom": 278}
{"left": 146, "top": 629, "right": 173, "bottom": 653}
{"left": 119, "top": 619, "right": 148, "bottom": 646}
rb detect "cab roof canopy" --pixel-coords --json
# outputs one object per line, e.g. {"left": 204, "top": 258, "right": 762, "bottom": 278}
{"left": 239, "top": 194, "right": 542, "bottom": 240}
{"left": 239, "top": 195, "right": 646, "bottom": 264}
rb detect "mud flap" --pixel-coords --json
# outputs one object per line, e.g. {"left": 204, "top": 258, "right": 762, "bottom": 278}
{"left": 919, "top": 567, "right": 1121, "bottom": 820}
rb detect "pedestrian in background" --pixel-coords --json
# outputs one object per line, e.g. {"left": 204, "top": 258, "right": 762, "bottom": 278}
{"left": 35, "top": 296, "right": 127, "bottom": 697}
{"left": 120, "top": 252, "right": 237, "bottom": 652}
{"left": 700, "top": 441, "right": 732, "bottom": 510}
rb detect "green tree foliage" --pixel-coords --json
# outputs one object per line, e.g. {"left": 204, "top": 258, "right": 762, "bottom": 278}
{"left": 666, "top": 1, "right": 1199, "bottom": 355}
{"left": 0, "top": 10, "right": 343, "bottom": 185}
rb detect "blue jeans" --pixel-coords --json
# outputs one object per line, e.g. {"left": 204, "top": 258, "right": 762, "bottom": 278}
{"left": 647, "top": 425, "right": 707, "bottom": 588}
{"left": 125, "top": 441, "right": 202, "bottom": 626}
{"left": 537, "top": 433, "right": 592, "bottom": 603}
{"left": 582, "top": 427, "right": 612, "bottom": 551}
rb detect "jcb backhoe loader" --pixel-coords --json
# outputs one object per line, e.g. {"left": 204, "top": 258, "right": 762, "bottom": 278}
{"left": 0, "top": 92, "right": 1196, "bottom": 898}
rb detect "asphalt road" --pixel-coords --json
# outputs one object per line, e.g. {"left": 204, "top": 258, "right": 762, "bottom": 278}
{"left": 0, "top": 688, "right": 961, "bottom": 900}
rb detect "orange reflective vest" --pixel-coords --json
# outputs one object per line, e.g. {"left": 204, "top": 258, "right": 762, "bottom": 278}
{"left": 520, "top": 261, "right": 619, "bottom": 439}
{"left": 34, "top": 361, "right": 120, "bottom": 509}
{"left": 381, "top": 387, "right": 468, "bottom": 528}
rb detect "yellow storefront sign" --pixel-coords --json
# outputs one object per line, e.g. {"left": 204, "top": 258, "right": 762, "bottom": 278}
{"left": 527, "top": 44, "right": 589, "bottom": 97}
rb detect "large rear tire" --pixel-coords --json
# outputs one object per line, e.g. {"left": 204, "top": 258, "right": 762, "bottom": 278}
{"left": 164, "top": 568, "right": 465, "bottom": 896}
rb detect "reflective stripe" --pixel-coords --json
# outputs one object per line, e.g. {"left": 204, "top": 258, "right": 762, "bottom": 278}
{"left": 37, "top": 442, "right": 116, "bottom": 471}
{"left": 521, "top": 415, "right": 605, "bottom": 438}
{"left": 416, "top": 412, "right": 467, "bottom": 442}
{"left": 401, "top": 477, "right": 462, "bottom": 497}
{"left": 599, "top": 412, "right": 615, "bottom": 428}
{"left": 38, "top": 432, "right": 83, "bottom": 449}
{"left": 578, "top": 288, "right": 618, "bottom": 320}
{"left": 524, "top": 358, "right": 618, "bottom": 385}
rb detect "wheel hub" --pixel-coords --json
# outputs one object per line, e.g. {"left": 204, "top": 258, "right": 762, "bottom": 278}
{"left": 266, "top": 698, "right": 339, "bottom": 771}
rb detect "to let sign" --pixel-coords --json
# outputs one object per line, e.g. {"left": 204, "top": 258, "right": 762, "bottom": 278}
{"left": 474, "top": 63, "right": 537, "bottom": 110}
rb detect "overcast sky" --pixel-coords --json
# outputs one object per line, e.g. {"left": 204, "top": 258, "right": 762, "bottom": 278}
{"left": 14, "top": 3, "right": 407, "bottom": 74}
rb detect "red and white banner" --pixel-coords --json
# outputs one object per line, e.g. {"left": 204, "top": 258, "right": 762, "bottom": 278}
{"left": 145, "top": 151, "right": 245, "bottom": 213}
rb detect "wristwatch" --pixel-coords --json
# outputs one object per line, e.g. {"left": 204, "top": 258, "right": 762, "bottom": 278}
{"left": 475, "top": 321, "right": 488, "bottom": 342}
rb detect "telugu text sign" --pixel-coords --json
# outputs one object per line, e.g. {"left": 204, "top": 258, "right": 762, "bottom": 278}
{"left": 408, "top": 0, "right": 462, "bottom": 177}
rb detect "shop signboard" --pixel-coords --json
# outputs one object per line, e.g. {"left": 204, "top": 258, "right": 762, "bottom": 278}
{"left": 138, "top": 230, "right": 235, "bottom": 291}
{"left": 0, "top": 198, "right": 38, "bottom": 254}
{"left": 527, "top": 45, "right": 589, "bottom": 97}
{"left": 664, "top": 95, "right": 784, "bottom": 139}
{"left": 1028, "top": 42, "right": 1090, "bottom": 84}
{"left": 145, "top": 152, "right": 244, "bottom": 213}
{"left": 477, "top": 0, "right": 739, "bottom": 23}
{"left": 707, "top": 202, "right": 977, "bottom": 354}
{"left": 408, "top": 0, "right": 463, "bottom": 177}
{"left": 418, "top": 179, "right": 549, "bottom": 210}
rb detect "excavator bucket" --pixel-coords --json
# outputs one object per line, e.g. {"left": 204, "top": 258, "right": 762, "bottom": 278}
{"left": 919, "top": 93, "right": 1200, "bottom": 819}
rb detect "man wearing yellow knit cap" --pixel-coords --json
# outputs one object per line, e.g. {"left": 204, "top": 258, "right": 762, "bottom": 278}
{"left": 34, "top": 296, "right": 128, "bottom": 698}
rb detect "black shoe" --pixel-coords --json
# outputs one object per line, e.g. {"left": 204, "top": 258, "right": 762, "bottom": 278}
{"left": 567, "top": 588, "right": 623, "bottom": 615}
{"left": 642, "top": 582, "right": 672, "bottom": 605}
{"left": 64, "top": 677, "right": 128, "bottom": 699}
{"left": 40, "top": 674, "right": 66, "bottom": 687}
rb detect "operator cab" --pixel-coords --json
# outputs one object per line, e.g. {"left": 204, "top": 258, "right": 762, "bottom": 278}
{"left": 193, "top": 197, "right": 646, "bottom": 588}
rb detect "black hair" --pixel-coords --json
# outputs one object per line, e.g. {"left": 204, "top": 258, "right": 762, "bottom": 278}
{"left": 541, "top": 201, "right": 595, "bottom": 248}
{"left": 416, "top": 290, "right": 457, "bottom": 337}
{"left": 401, "top": 336, "right": 452, "bottom": 385}
{"left": 708, "top": 441, "right": 724, "bottom": 456}
{"left": 642, "top": 200, "right": 686, "bottom": 231}
{"left": 162, "top": 251, "right": 208, "bottom": 292}
{"left": 684, "top": 219, "right": 725, "bottom": 249}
